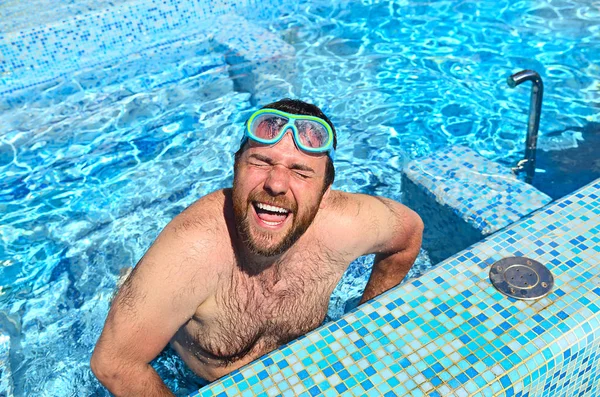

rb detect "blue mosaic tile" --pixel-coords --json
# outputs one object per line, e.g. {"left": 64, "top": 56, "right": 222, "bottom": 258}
{"left": 404, "top": 145, "right": 552, "bottom": 236}
{"left": 0, "top": 0, "right": 293, "bottom": 95}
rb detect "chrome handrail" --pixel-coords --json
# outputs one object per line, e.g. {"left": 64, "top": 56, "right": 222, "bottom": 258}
{"left": 507, "top": 69, "right": 544, "bottom": 184}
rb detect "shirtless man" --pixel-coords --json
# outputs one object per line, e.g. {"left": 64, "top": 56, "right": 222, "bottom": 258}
{"left": 90, "top": 99, "right": 423, "bottom": 396}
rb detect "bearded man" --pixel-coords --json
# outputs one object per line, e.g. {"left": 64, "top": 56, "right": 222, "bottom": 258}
{"left": 91, "top": 98, "right": 423, "bottom": 396}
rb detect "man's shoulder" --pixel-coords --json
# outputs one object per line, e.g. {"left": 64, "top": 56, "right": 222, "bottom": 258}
{"left": 312, "top": 191, "right": 376, "bottom": 258}
{"left": 319, "top": 190, "right": 413, "bottom": 237}
{"left": 168, "top": 189, "right": 230, "bottom": 240}
{"left": 147, "top": 189, "right": 233, "bottom": 276}
{"left": 318, "top": 190, "right": 373, "bottom": 231}
{"left": 325, "top": 189, "right": 355, "bottom": 208}
{"left": 324, "top": 190, "right": 377, "bottom": 216}
{"left": 326, "top": 190, "right": 410, "bottom": 216}
{"left": 318, "top": 190, "right": 420, "bottom": 256}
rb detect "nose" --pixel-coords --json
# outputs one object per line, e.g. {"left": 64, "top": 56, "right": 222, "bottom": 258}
{"left": 263, "top": 165, "right": 290, "bottom": 196}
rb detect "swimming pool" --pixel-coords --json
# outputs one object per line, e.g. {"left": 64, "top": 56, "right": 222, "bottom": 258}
{"left": 0, "top": 0, "right": 599, "bottom": 395}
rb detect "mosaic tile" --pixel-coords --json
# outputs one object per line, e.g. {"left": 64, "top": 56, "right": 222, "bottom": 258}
{"left": 0, "top": 0, "right": 294, "bottom": 95}
{"left": 194, "top": 179, "right": 600, "bottom": 397}
{"left": 404, "top": 145, "right": 551, "bottom": 235}
{"left": 1, "top": 0, "right": 202, "bottom": 93}
{"left": 403, "top": 145, "right": 553, "bottom": 264}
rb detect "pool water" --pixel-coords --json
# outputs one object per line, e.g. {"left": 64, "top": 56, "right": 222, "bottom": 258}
{"left": 0, "top": 0, "right": 598, "bottom": 395}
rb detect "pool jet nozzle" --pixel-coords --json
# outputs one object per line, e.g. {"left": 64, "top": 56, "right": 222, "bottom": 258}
{"left": 507, "top": 69, "right": 544, "bottom": 184}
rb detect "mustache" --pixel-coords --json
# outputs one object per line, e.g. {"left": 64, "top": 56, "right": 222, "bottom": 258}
{"left": 248, "top": 191, "right": 297, "bottom": 214}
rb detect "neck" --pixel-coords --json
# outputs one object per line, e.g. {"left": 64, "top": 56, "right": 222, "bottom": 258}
{"left": 234, "top": 240, "right": 286, "bottom": 277}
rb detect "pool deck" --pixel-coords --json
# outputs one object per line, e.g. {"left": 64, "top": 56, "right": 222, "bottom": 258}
{"left": 192, "top": 178, "right": 600, "bottom": 397}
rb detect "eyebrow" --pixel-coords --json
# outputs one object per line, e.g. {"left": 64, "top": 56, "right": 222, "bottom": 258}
{"left": 248, "top": 154, "right": 315, "bottom": 173}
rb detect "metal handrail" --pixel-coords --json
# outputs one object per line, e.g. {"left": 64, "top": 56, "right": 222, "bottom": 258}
{"left": 507, "top": 69, "right": 544, "bottom": 184}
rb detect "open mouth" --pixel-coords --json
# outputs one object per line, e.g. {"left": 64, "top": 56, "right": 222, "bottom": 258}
{"left": 252, "top": 201, "right": 292, "bottom": 228}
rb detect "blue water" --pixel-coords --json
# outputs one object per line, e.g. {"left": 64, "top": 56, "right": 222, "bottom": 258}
{"left": 0, "top": 0, "right": 599, "bottom": 395}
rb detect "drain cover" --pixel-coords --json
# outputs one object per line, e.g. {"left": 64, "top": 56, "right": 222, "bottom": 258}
{"left": 489, "top": 256, "right": 553, "bottom": 300}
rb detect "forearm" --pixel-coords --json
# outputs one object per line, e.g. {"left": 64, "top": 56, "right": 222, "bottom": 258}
{"left": 92, "top": 358, "right": 175, "bottom": 397}
{"left": 360, "top": 247, "right": 419, "bottom": 304}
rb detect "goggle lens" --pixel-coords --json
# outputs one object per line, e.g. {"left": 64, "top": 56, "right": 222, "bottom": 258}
{"left": 249, "top": 114, "right": 331, "bottom": 150}
{"left": 294, "top": 120, "right": 330, "bottom": 149}
{"left": 250, "top": 114, "right": 288, "bottom": 141}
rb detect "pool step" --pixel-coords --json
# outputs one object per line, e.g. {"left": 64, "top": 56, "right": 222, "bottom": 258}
{"left": 0, "top": 0, "right": 293, "bottom": 95}
{"left": 402, "top": 145, "right": 552, "bottom": 264}
{"left": 209, "top": 13, "right": 296, "bottom": 105}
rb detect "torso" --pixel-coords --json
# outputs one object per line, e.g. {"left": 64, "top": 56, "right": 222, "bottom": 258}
{"left": 170, "top": 191, "right": 353, "bottom": 381}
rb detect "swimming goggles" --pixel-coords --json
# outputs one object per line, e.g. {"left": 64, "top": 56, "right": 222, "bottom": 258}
{"left": 241, "top": 108, "right": 335, "bottom": 160}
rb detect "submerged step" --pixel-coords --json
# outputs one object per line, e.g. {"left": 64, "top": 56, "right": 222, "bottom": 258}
{"left": 0, "top": 0, "right": 270, "bottom": 95}
{"left": 402, "top": 145, "right": 552, "bottom": 264}
{"left": 209, "top": 13, "right": 296, "bottom": 105}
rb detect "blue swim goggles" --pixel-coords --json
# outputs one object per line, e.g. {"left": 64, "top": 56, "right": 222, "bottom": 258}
{"left": 240, "top": 108, "right": 336, "bottom": 160}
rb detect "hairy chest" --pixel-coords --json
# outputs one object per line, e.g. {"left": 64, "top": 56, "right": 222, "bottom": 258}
{"left": 190, "top": 254, "right": 343, "bottom": 365}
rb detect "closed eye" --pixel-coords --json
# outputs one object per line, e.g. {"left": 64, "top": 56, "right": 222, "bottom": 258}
{"left": 290, "top": 163, "right": 315, "bottom": 179}
{"left": 290, "top": 163, "right": 315, "bottom": 174}
{"left": 294, "top": 170, "right": 311, "bottom": 179}
{"left": 248, "top": 154, "right": 273, "bottom": 167}
{"left": 249, "top": 160, "right": 269, "bottom": 167}
{"left": 247, "top": 154, "right": 315, "bottom": 178}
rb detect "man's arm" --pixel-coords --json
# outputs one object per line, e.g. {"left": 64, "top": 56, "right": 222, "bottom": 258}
{"left": 355, "top": 196, "right": 423, "bottom": 304}
{"left": 90, "top": 214, "right": 219, "bottom": 396}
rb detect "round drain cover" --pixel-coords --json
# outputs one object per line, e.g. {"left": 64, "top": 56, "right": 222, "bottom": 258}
{"left": 489, "top": 256, "right": 553, "bottom": 300}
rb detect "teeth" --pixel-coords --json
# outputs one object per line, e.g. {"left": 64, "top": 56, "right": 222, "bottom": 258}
{"left": 263, "top": 220, "right": 284, "bottom": 226}
{"left": 256, "top": 202, "right": 289, "bottom": 214}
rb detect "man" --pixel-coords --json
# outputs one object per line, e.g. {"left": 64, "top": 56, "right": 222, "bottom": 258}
{"left": 91, "top": 99, "right": 423, "bottom": 396}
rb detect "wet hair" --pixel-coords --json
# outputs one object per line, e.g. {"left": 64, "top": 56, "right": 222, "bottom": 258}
{"left": 234, "top": 98, "right": 336, "bottom": 190}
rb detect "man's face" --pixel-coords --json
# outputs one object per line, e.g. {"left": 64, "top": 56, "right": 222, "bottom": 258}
{"left": 232, "top": 131, "right": 330, "bottom": 257}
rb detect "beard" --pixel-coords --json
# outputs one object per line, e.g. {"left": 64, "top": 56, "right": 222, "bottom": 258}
{"left": 232, "top": 181, "right": 322, "bottom": 257}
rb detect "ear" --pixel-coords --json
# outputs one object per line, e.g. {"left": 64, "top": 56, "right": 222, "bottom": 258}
{"left": 319, "top": 186, "right": 332, "bottom": 209}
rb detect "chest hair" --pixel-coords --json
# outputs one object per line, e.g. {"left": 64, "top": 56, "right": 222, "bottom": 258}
{"left": 196, "top": 246, "right": 344, "bottom": 365}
